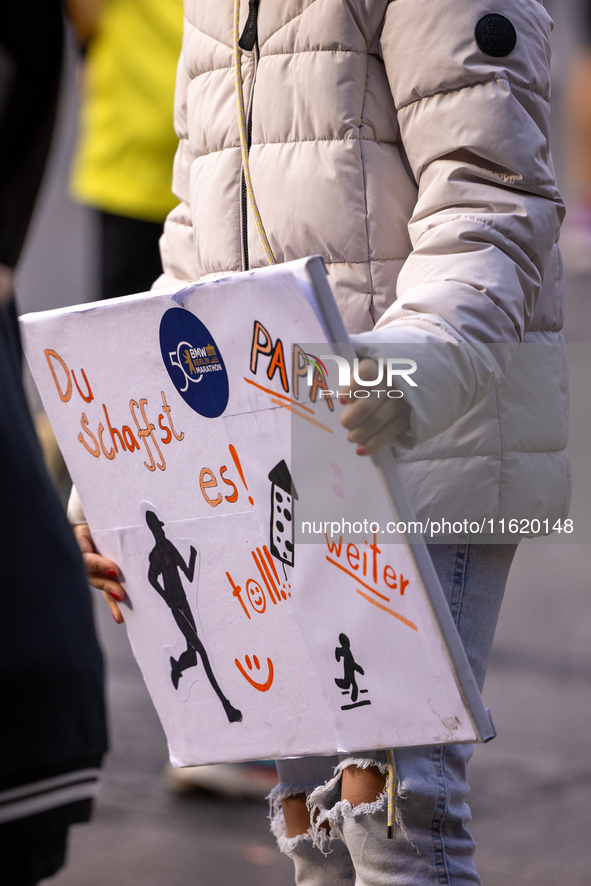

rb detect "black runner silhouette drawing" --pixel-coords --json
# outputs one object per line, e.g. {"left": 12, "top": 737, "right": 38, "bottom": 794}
{"left": 145, "top": 511, "right": 242, "bottom": 723}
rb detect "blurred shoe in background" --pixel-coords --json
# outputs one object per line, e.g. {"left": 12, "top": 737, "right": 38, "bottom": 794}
{"left": 165, "top": 761, "right": 278, "bottom": 801}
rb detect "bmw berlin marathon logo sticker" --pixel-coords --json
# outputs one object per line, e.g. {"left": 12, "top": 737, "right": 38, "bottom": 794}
{"left": 160, "top": 308, "right": 229, "bottom": 417}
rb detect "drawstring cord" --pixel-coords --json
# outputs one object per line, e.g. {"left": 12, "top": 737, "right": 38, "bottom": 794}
{"left": 386, "top": 749, "right": 397, "bottom": 838}
{"left": 233, "top": 0, "right": 276, "bottom": 266}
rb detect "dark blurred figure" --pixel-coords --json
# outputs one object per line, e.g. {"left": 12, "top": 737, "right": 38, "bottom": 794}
{"left": 0, "top": 4, "right": 108, "bottom": 884}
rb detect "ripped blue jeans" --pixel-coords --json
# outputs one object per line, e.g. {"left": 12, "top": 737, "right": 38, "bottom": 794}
{"left": 270, "top": 543, "right": 517, "bottom": 886}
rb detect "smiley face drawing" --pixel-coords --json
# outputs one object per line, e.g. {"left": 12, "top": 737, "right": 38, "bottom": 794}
{"left": 235, "top": 654, "right": 274, "bottom": 692}
{"left": 246, "top": 578, "right": 266, "bottom": 613}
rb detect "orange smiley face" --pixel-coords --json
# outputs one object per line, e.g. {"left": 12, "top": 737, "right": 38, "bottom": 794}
{"left": 235, "top": 654, "right": 274, "bottom": 692}
{"left": 246, "top": 578, "right": 266, "bottom": 613}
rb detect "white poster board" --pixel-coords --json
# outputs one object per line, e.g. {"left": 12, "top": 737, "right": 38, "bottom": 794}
{"left": 20, "top": 257, "right": 492, "bottom": 766}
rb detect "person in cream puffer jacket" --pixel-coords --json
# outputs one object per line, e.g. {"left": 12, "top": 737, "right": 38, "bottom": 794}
{"left": 77, "top": 1, "right": 567, "bottom": 883}
{"left": 153, "top": 0, "right": 569, "bottom": 531}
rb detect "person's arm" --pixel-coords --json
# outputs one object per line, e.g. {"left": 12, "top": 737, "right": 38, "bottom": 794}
{"left": 343, "top": 0, "right": 563, "bottom": 454}
{"left": 68, "top": 486, "right": 125, "bottom": 621}
{"left": 73, "top": 523, "right": 127, "bottom": 623}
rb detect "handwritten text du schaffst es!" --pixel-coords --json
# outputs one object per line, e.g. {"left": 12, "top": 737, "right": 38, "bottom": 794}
{"left": 43, "top": 350, "right": 263, "bottom": 527}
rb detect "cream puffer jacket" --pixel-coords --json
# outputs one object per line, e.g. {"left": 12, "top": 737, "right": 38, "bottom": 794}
{"left": 156, "top": 0, "right": 570, "bottom": 530}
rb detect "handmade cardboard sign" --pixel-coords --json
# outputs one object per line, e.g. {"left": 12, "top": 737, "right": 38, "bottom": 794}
{"left": 20, "top": 258, "right": 491, "bottom": 766}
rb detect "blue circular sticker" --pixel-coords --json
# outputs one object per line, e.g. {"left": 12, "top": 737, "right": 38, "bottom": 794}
{"left": 159, "top": 308, "right": 229, "bottom": 417}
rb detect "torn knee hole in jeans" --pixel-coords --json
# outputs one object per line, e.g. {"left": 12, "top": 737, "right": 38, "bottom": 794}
{"left": 305, "top": 757, "right": 393, "bottom": 843}
{"left": 269, "top": 782, "right": 335, "bottom": 856}
{"left": 341, "top": 760, "right": 388, "bottom": 807}
{"left": 271, "top": 757, "right": 405, "bottom": 853}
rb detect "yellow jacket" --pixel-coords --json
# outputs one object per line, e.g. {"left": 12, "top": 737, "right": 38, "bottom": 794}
{"left": 71, "top": 0, "right": 183, "bottom": 222}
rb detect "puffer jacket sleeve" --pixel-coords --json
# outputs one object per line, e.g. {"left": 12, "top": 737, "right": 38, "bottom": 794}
{"left": 354, "top": 0, "right": 564, "bottom": 447}
{"left": 155, "top": 44, "right": 200, "bottom": 288}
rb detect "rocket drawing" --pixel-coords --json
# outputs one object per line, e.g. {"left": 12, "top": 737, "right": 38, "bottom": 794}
{"left": 268, "top": 459, "right": 298, "bottom": 567}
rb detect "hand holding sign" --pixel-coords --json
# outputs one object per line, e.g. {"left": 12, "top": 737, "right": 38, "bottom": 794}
{"left": 340, "top": 359, "right": 411, "bottom": 456}
{"left": 73, "top": 523, "right": 126, "bottom": 623}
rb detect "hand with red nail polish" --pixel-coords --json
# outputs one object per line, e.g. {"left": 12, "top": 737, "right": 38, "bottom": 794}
{"left": 340, "top": 358, "right": 410, "bottom": 455}
{"left": 73, "top": 523, "right": 127, "bottom": 624}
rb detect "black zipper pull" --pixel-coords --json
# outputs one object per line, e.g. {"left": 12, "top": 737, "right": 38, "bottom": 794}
{"left": 238, "top": 0, "right": 259, "bottom": 51}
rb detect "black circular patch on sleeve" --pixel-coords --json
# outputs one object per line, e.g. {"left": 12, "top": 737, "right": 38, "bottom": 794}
{"left": 475, "top": 14, "right": 517, "bottom": 57}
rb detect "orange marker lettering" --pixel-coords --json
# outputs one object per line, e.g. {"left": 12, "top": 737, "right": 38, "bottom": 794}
{"left": 78, "top": 413, "right": 100, "bottom": 458}
{"left": 200, "top": 468, "right": 222, "bottom": 506}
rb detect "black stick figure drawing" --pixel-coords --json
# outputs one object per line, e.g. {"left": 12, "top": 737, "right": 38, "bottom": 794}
{"left": 145, "top": 511, "right": 242, "bottom": 723}
{"left": 335, "top": 633, "right": 371, "bottom": 710}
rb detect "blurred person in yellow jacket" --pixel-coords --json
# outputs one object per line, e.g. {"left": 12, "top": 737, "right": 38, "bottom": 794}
{"left": 68, "top": 0, "right": 183, "bottom": 299}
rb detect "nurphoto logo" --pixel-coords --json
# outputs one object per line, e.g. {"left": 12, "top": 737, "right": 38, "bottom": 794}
{"left": 304, "top": 354, "right": 418, "bottom": 399}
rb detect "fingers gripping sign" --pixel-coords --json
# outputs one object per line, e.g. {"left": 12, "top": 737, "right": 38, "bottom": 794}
{"left": 339, "top": 358, "right": 411, "bottom": 455}
{"left": 73, "top": 523, "right": 127, "bottom": 623}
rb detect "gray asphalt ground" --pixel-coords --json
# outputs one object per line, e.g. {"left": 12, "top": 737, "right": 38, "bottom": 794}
{"left": 14, "top": 9, "right": 591, "bottom": 885}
